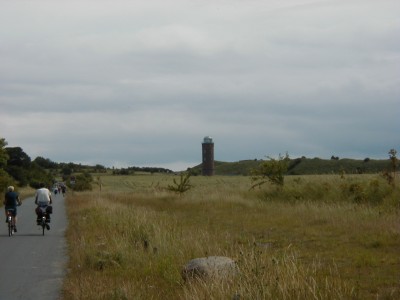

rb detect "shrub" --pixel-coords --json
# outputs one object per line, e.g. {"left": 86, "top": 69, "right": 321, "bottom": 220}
{"left": 251, "top": 153, "right": 290, "bottom": 189}
{"left": 0, "top": 169, "right": 15, "bottom": 193}
{"left": 167, "top": 172, "right": 193, "bottom": 195}
{"left": 385, "top": 149, "right": 398, "bottom": 187}
{"left": 69, "top": 173, "right": 93, "bottom": 191}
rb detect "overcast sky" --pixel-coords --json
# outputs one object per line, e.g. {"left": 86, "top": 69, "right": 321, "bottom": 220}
{"left": 1, "top": 0, "right": 399, "bottom": 171}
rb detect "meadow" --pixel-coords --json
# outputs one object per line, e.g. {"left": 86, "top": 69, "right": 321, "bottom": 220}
{"left": 62, "top": 173, "right": 399, "bottom": 299}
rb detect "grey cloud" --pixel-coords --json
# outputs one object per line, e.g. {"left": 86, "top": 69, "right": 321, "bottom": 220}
{"left": 1, "top": 0, "right": 399, "bottom": 170}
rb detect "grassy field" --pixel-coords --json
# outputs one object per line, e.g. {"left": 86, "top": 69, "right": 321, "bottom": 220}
{"left": 62, "top": 173, "right": 399, "bottom": 299}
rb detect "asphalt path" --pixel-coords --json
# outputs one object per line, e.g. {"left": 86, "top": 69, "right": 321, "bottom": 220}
{"left": 0, "top": 192, "right": 68, "bottom": 300}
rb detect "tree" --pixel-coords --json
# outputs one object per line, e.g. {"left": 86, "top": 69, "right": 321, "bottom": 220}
{"left": 94, "top": 164, "right": 107, "bottom": 173}
{"left": 96, "top": 176, "right": 103, "bottom": 191}
{"left": 5, "top": 166, "right": 29, "bottom": 186}
{"left": 6, "top": 147, "right": 31, "bottom": 168}
{"left": 0, "top": 138, "right": 14, "bottom": 192}
{"left": 28, "top": 162, "right": 54, "bottom": 189}
{"left": 167, "top": 172, "right": 193, "bottom": 195}
{"left": 5, "top": 147, "right": 33, "bottom": 186}
{"left": 0, "top": 137, "right": 55, "bottom": 188}
{"left": 0, "top": 138, "right": 9, "bottom": 168}
{"left": 61, "top": 166, "right": 73, "bottom": 176}
{"left": 70, "top": 172, "right": 93, "bottom": 191}
{"left": 251, "top": 153, "right": 290, "bottom": 189}
{"left": 34, "top": 156, "right": 58, "bottom": 169}
{"left": 388, "top": 149, "right": 398, "bottom": 186}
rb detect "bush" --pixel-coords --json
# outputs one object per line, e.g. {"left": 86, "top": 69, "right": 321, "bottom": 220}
{"left": 251, "top": 153, "right": 290, "bottom": 189}
{"left": 339, "top": 178, "right": 393, "bottom": 205}
{"left": 69, "top": 173, "right": 93, "bottom": 191}
{"left": 5, "top": 166, "right": 29, "bottom": 186}
{"left": 167, "top": 172, "right": 193, "bottom": 195}
{"left": 0, "top": 169, "right": 15, "bottom": 194}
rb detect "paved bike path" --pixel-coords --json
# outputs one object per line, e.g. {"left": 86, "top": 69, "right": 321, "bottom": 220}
{"left": 0, "top": 192, "right": 68, "bottom": 300}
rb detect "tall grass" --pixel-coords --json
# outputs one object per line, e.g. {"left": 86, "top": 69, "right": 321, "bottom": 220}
{"left": 63, "top": 174, "right": 400, "bottom": 299}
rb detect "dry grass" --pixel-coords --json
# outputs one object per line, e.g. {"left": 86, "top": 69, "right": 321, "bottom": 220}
{"left": 62, "top": 174, "right": 400, "bottom": 299}
{"left": 15, "top": 185, "right": 36, "bottom": 199}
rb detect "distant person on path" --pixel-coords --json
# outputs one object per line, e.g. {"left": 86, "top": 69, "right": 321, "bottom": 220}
{"left": 61, "top": 185, "right": 66, "bottom": 197}
{"left": 35, "top": 183, "right": 53, "bottom": 229}
{"left": 4, "top": 186, "right": 21, "bottom": 232}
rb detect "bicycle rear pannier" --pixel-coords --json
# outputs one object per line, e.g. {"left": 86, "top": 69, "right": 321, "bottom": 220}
{"left": 46, "top": 206, "right": 53, "bottom": 214}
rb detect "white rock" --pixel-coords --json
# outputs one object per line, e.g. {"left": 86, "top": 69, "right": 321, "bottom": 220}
{"left": 182, "top": 256, "right": 237, "bottom": 281}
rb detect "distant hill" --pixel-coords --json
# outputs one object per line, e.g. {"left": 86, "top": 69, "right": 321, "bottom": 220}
{"left": 189, "top": 158, "right": 393, "bottom": 176}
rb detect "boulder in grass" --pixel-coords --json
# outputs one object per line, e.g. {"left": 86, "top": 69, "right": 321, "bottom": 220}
{"left": 181, "top": 256, "right": 237, "bottom": 281}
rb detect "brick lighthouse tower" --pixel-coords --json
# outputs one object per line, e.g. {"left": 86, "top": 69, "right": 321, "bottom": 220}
{"left": 202, "top": 136, "right": 214, "bottom": 176}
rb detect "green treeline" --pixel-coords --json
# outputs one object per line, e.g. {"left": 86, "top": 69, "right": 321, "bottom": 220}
{"left": 1, "top": 135, "right": 397, "bottom": 192}
{"left": 0, "top": 136, "right": 174, "bottom": 192}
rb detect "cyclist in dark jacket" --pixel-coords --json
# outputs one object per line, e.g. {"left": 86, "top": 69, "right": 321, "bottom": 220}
{"left": 4, "top": 186, "right": 21, "bottom": 232}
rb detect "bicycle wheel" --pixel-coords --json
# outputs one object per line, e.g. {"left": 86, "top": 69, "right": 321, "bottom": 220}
{"left": 42, "top": 222, "right": 45, "bottom": 236}
{"left": 8, "top": 219, "right": 13, "bottom": 237}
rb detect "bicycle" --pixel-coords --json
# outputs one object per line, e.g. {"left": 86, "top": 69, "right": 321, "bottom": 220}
{"left": 6, "top": 209, "right": 15, "bottom": 237}
{"left": 36, "top": 205, "right": 51, "bottom": 236}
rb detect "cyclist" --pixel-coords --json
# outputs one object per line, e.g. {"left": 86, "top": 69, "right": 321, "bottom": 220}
{"left": 4, "top": 186, "right": 21, "bottom": 232}
{"left": 35, "top": 183, "right": 52, "bottom": 230}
